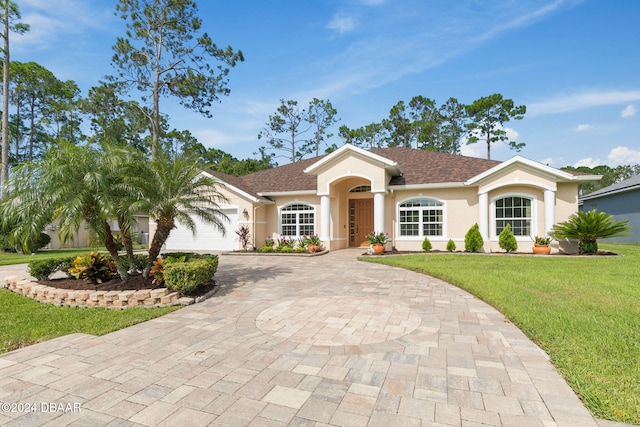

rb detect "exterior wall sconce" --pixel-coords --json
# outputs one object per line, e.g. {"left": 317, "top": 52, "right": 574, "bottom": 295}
{"left": 242, "top": 208, "right": 249, "bottom": 219}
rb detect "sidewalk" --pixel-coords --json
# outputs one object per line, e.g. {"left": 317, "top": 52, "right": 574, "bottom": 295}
{"left": 0, "top": 251, "right": 605, "bottom": 426}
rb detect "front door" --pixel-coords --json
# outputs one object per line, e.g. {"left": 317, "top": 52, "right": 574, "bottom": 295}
{"left": 349, "top": 199, "right": 374, "bottom": 247}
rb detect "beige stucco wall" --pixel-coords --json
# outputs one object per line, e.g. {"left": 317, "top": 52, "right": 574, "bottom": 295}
{"left": 315, "top": 155, "right": 391, "bottom": 194}
{"left": 391, "top": 187, "right": 479, "bottom": 252}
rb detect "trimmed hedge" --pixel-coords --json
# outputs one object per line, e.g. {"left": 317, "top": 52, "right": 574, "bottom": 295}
{"left": 164, "top": 257, "right": 219, "bottom": 295}
{"left": 28, "top": 257, "right": 75, "bottom": 280}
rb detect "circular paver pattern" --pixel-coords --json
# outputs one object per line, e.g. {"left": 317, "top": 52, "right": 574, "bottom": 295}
{"left": 255, "top": 296, "right": 423, "bottom": 346}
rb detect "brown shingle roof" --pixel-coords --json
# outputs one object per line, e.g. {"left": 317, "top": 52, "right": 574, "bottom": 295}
{"left": 370, "top": 148, "right": 500, "bottom": 185}
{"left": 217, "top": 148, "right": 503, "bottom": 197}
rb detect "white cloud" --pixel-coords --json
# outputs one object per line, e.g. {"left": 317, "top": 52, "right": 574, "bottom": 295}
{"left": 607, "top": 146, "right": 640, "bottom": 166}
{"left": 540, "top": 157, "right": 556, "bottom": 166}
{"left": 574, "top": 146, "right": 640, "bottom": 168}
{"left": 528, "top": 90, "right": 640, "bottom": 116}
{"left": 574, "top": 157, "right": 600, "bottom": 168}
{"left": 460, "top": 140, "right": 485, "bottom": 158}
{"left": 327, "top": 14, "right": 356, "bottom": 36}
{"left": 621, "top": 104, "right": 637, "bottom": 118}
{"left": 573, "top": 124, "right": 593, "bottom": 132}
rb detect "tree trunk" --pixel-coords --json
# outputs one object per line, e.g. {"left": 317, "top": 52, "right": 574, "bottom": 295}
{"left": 1, "top": 1, "right": 10, "bottom": 198}
{"left": 103, "top": 221, "right": 128, "bottom": 281}
{"left": 117, "top": 216, "right": 137, "bottom": 273}
{"left": 144, "top": 216, "right": 174, "bottom": 278}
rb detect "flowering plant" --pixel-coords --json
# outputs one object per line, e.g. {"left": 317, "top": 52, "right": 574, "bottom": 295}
{"left": 366, "top": 231, "right": 389, "bottom": 245}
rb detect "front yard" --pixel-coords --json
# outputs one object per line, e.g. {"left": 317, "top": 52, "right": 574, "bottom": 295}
{"left": 361, "top": 243, "right": 640, "bottom": 424}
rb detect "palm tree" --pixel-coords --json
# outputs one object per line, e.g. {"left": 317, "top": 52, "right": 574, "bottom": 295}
{"left": 0, "top": 142, "right": 141, "bottom": 280}
{"left": 549, "top": 209, "right": 630, "bottom": 254}
{"left": 132, "top": 150, "right": 229, "bottom": 278}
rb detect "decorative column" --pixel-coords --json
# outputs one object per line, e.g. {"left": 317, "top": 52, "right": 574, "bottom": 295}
{"left": 373, "top": 192, "right": 385, "bottom": 232}
{"left": 478, "top": 192, "right": 489, "bottom": 239}
{"left": 544, "top": 189, "right": 555, "bottom": 235}
{"left": 320, "top": 195, "right": 330, "bottom": 241}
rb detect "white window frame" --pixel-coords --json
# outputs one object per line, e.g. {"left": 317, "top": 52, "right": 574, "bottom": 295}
{"left": 278, "top": 203, "right": 316, "bottom": 238}
{"left": 396, "top": 197, "right": 446, "bottom": 240}
{"left": 491, "top": 193, "right": 537, "bottom": 240}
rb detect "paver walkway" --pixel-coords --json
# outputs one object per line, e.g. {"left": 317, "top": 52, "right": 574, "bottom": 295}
{"left": 0, "top": 250, "right": 603, "bottom": 426}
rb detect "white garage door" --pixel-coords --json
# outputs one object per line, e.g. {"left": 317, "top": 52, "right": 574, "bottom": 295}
{"left": 164, "top": 208, "right": 239, "bottom": 251}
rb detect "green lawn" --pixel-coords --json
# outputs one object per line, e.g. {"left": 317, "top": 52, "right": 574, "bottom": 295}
{"left": 0, "top": 289, "right": 180, "bottom": 354}
{"left": 361, "top": 243, "right": 640, "bottom": 425}
{"left": 0, "top": 245, "right": 149, "bottom": 266}
{"left": 0, "top": 246, "right": 178, "bottom": 355}
{"left": 0, "top": 247, "right": 105, "bottom": 266}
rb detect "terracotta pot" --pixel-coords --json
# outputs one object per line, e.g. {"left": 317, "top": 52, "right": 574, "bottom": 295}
{"left": 307, "top": 244, "right": 321, "bottom": 253}
{"left": 372, "top": 244, "right": 385, "bottom": 254}
{"left": 533, "top": 245, "right": 551, "bottom": 255}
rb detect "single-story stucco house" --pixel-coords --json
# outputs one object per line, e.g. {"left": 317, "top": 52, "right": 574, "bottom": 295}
{"left": 157, "top": 145, "right": 599, "bottom": 254}
{"left": 579, "top": 174, "right": 639, "bottom": 243}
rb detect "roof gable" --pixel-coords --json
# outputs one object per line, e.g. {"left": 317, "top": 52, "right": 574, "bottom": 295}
{"left": 304, "top": 144, "right": 402, "bottom": 176}
{"left": 464, "top": 155, "right": 600, "bottom": 186}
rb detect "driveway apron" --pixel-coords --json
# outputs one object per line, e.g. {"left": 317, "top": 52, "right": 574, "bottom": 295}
{"left": 0, "top": 250, "right": 600, "bottom": 426}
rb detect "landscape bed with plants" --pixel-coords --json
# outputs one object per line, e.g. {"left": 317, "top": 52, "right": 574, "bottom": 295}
{"left": 361, "top": 242, "right": 640, "bottom": 424}
{"left": 27, "top": 251, "right": 219, "bottom": 297}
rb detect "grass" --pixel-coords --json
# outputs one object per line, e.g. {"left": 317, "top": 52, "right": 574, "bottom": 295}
{"left": 0, "top": 247, "right": 106, "bottom": 266}
{"left": 0, "top": 245, "right": 149, "bottom": 266}
{"left": 361, "top": 243, "right": 640, "bottom": 424}
{"left": 0, "top": 245, "right": 177, "bottom": 355}
{"left": 0, "top": 289, "right": 180, "bottom": 354}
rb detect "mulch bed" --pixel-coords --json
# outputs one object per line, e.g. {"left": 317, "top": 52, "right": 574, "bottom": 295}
{"left": 37, "top": 274, "right": 217, "bottom": 298}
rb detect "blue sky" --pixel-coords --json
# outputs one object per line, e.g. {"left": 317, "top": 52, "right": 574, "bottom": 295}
{"left": 11, "top": 0, "right": 640, "bottom": 168}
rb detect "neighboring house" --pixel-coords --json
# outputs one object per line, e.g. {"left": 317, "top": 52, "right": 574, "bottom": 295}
{"left": 44, "top": 215, "right": 150, "bottom": 249}
{"left": 579, "top": 174, "right": 640, "bottom": 243}
{"left": 158, "top": 145, "right": 599, "bottom": 253}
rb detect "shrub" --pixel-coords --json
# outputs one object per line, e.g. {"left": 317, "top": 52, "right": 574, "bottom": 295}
{"left": 0, "top": 233, "right": 13, "bottom": 252}
{"left": 446, "top": 239, "right": 456, "bottom": 252}
{"left": 30, "top": 233, "right": 51, "bottom": 252}
{"left": 150, "top": 255, "right": 187, "bottom": 285}
{"left": 259, "top": 245, "right": 274, "bottom": 253}
{"left": 28, "top": 257, "right": 75, "bottom": 280}
{"left": 549, "top": 209, "right": 630, "bottom": 254}
{"left": 0, "top": 231, "right": 49, "bottom": 254}
{"left": 276, "top": 237, "right": 295, "bottom": 250}
{"left": 68, "top": 252, "right": 115, "bottom": 284}
{"left": 464, "top": 223, "right": 484, "bottom": 253}
{"left": 161, "top": 252, "right": 217, "bottom": 261}
{"left": 498, "top": 223, "right": 518, "bottom": 253}
{"left": 164, "top": 258, "right": 218, "bottom": 295}
{"left": 421, "top": 237, "right": 432, "bottom": 252}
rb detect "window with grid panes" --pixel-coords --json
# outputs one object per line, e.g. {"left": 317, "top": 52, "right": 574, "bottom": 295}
{"left": 399, "top": 199, "right": 443, "bottom": 237}
{"left": 280, "top": 204, "right": 315, "bottom": 237}
{"left": 495, "top": 197, "right": 531, "bottom": 236}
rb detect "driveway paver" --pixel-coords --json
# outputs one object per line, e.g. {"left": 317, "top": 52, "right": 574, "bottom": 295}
{"left": 0, "top": 251, "right": 602, "bottom": 426}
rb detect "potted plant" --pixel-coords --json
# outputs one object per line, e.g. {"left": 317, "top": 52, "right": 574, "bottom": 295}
{"left": 366, "top": 231, "right": 389, "bottom": 254}
{"left": 302, "top": 234, "right": 322, "bottom": 253}
{"left": 532, "top": 235, "right": 552, "bottom": 255}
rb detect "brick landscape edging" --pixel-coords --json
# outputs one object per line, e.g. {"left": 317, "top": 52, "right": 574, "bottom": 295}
{"left": 1, "top": 276, "right": 218, "bottom": 309}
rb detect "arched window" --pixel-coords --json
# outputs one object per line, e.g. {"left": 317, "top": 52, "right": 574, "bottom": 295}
{"left": 349, "top": 185, "right": 371, "bottom": 193}
{"left": 398, "top": 199, "right": 444, "bottom": 237}
{"left": 281, "top": 204, "right": 315, "bottom": 237}
{"left": 495, "top": 196, "right": 532, "bottom": 236}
